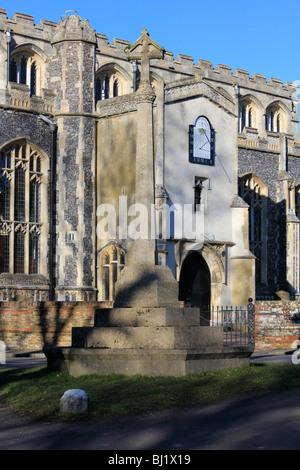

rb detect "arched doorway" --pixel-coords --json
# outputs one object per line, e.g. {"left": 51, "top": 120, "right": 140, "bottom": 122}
{"left": 179, "top": 252, "right": 211, "bottom": 324}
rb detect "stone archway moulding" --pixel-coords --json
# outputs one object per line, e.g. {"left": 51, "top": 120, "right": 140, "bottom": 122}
{"left": 176, "top": 241, "right": 228, "bottom": 307}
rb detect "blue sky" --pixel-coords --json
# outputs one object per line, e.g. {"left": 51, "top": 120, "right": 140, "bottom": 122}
{"left": 4, "top": 0, "right": 300, "bottom": 86}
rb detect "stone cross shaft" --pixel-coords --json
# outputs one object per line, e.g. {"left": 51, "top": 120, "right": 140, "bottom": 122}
{"left": 125, "top": 30, "right": 164, "bottom": 265}
{"left": 127, "top": 28, "right": 163, "bottom": 89}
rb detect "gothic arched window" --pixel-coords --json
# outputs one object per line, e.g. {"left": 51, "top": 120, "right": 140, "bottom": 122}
{"left": 101, "top": 246, "right": 125, "bottom": 300}
{"left": 9, "top": 51, "right": 43, "bottom": 96}
{"left": 239, "top": 174, "right": 267, "bottom": 283}
{"left": 265, "top": 104, "right": 284, "bottom": 133}
{"left": 95, "top": 66, "right": 127, "bottom": 103}
{"left": 239, "top": 99, "right": 256, "bottom": 132}
{"left": 0, "top": 142, "right": 45, "bottom": 275}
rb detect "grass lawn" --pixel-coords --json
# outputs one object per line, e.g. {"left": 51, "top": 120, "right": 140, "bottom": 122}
{"left": 1, "top": 363, "right": 300, "bottom": 422}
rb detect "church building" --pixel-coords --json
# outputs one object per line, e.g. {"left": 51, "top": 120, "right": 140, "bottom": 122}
{"left": 0, "top": 10, "right": 299, "bottom": 309}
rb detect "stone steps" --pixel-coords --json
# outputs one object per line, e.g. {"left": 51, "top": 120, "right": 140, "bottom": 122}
{"left": 94, "top": 307, "right": 201, "bottom": 327}
{"left": 72, "top": 324, "right": 223, "bottom": 349}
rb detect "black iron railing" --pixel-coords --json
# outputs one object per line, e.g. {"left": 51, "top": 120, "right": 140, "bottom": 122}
{"left": 200, "top": 299, "right": 255, "bottom": 347}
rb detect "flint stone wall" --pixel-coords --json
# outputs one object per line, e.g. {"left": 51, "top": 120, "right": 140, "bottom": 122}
{"left": 255, "top": 301, "right": 300, "bottom": 350}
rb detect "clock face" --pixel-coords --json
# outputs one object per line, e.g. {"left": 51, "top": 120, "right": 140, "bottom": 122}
{"left": 189, "top": 116, "right": 214, "bottom": 166}
{"left": 193, "top": 116, "right": 211, "bottom": 160}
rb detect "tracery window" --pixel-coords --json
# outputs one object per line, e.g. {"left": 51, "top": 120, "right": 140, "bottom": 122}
{"left": 0, "top": 142, "right": 43, "bottom": 274}
{"left": 239, "top": 100, "right": 256, "bottom": 132}
{"left": 101, "top": 246, "right": 125, "bottom": 300}
{"left": 94, "top": 63, "right": 130, "bottom": 103}
{"left": 265, "top": 105, "right": 283, "bottom": 133}
{"left": 9, "top": 52, "right": 42, "bottom": 96}
{"left": 96, "top": 73, "right": 119, "bottom": 101}
{"left": 95, "top": 72, "right": 120, "bottom": 101}
{"left": 239, "top": 174, "right": 267, "bottom": 283}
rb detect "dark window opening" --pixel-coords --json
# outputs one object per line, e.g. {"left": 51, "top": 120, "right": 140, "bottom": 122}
{"left": 14, "top": 231, "right": 25, "bottom": 273}
{"left": 30, "top": 62, "right": 37, "bottom": 96}
{"left": 29, "top": 231, "right": 39, "bottom": 274}
{"left": 20, "top": 56, "right": 27, "bottom": 85}
{"left": 10, "top": 60, "right": 17, "bottom": 83}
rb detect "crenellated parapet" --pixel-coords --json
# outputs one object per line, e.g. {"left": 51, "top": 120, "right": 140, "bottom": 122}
{"left": 195, "top": 59, "right": 298, "bottom": 100}
{"left": 0, "top": 9, "right": 57, "bottom": 41}
{"left": 1, "top": 8, "right": 298, "bottom": 101}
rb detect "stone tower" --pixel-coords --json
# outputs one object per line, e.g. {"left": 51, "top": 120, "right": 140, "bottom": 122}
{"left": 48, "top": 14, "right": 97, "bottom": 301}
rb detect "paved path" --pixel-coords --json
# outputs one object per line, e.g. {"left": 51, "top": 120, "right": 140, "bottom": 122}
{"left": 0, "top": 387, "right": 300, "bottom": 450}
{"left": 251, "top": 349, "right": 298, "bottom": 365}
{"left": 0, "top": 350, "right": 47, "bottom": 369}
{"left": 0, "top": 349, "right": 299, "bottom": 450}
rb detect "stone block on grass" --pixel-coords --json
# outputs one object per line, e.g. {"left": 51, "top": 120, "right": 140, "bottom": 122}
{"left": 60, "top": 389, "right": 89, "bottom": 413}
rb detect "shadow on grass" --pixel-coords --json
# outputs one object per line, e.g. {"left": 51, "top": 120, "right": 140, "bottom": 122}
{"left": 1, "top": 362, "right": 300, "bottom": 423}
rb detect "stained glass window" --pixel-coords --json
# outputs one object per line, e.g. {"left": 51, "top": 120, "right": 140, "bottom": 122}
{"left": 0, "top": 142, "right": 43, "bottom": 274}
{"left": 239, "top": 174, "right": 267, "bottom": 283}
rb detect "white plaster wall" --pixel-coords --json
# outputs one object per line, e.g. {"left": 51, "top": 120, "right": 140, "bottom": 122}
{"left": 164, "top": 96, "right": 236, "bottom": 244}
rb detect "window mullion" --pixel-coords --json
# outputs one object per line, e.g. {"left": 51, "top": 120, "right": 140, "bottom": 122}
{"left": 109, "top": 263, "right": 114, "bottom": 301}
{"left": 16, "top": 63, "right": 20, "bottom": 84}
{"left": 24, "top": 146, "right": 30, "bottom": 274}
{"left": 27, "top": 58, "right": 31, "bottom": 91}
{"left": 9, "top": 226, "right": 14, "bottom": 273}
{"left": 9, "top": 151, "right": 15, "bottom": 272}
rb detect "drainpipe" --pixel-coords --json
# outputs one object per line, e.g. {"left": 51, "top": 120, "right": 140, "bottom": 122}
{"left": 132, "top": 61, "right": 137, "bottom": 92}
{"left": 5, "top": 30, "right": 11, "bottom": 84}
{"left": 38, "top": 115, "right": 57, "bottom": 301}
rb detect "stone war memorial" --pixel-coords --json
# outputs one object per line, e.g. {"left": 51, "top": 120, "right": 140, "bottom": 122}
{"left": 0, "top": 10, "right": 299, "bottom": 375}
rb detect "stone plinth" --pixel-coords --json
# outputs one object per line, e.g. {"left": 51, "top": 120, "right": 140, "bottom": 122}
{"left": 71, "top": 306, "right": 223, "bottom": 350}
{"left": 94, "top": 307, "right": 200, "bottom": 327}
{"left": 44, "top": 306, "right": 254, "bottom": 377}
{"left": 72, "top": 307, "right": 221, "bottom": 349}
{"left": 44, "top": 346, "right": 253, "bottom": 378}
{"left": 72, "top": 324, "right": 223, "bottom": 349}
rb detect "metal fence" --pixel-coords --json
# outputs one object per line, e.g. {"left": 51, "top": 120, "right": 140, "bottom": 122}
{"left": 200, "top": 299, "right": 255, "bottom": 348}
